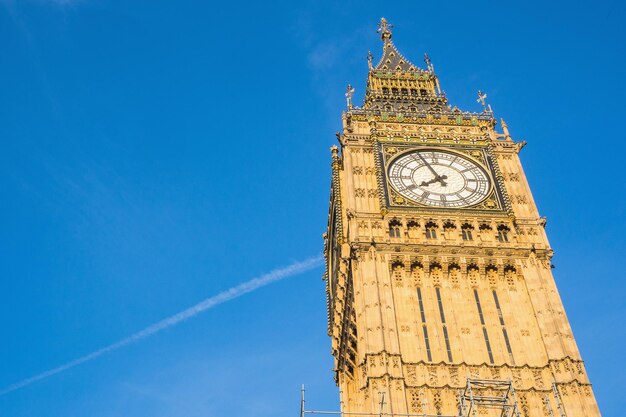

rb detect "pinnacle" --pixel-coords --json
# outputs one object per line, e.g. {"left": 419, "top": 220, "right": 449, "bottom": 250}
{"left": 373, "top": 18, "right": 420, "bottom": 72}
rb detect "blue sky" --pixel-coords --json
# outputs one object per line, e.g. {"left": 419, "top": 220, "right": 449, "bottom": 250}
{"left": 0, "top": 0, "right": 624, "bottom": 416}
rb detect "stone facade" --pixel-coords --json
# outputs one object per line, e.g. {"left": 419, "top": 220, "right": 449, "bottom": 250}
{"left": 323, "top": 19, "right": 601, "bottom": 417}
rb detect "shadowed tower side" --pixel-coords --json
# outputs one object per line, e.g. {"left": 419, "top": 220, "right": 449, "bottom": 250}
{"left": 323, "top": 18, "right": 601, "bottom": 417}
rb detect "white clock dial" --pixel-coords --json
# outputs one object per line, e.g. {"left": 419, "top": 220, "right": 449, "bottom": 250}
{"left": 387, "top": 149, "right": 491, "bottom": 208}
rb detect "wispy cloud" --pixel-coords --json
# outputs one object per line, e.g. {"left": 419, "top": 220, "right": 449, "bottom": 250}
{"left": 289, "top": 11, "right": 373, "bottom": 119}
{"left": 0, "top": 256, "right": 324, "bottom": 396}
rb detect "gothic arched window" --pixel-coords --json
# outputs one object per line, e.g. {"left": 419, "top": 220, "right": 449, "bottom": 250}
{"left": 389, "top": 219, "right": 402, "bottom": 238}
{"left": 497, "top": 225, "right": 511, "bottom": 242}
{"left": 425, "top": 222, "right": 438, "bottom": 239}
{"left": 443, "top": 221, "right": 456, "bottom": 231}
{"left": 461, "top": 223, "right": 474, "bottom": 241}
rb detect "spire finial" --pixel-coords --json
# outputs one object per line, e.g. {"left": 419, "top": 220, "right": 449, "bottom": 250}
{"left": 367, "top": 51, "right": 373, "bottom": 70}
{"left": 377, "top": 17, "right": 393, "bottom": 41}
{"left": 477, "top": 90, "right": 493, "bottom": 113}
{"left": 500, "top": 118, "right": 510, "bottom": 138}
{"left": 424, "top": 53, "right": 434, "bottom": 72}
{"left": 477, "top": 90, "right": 487, "bottom": 107}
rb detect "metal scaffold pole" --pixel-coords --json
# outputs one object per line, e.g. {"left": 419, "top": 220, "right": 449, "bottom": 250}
{"left": 552, "top": 383, "right": 567, "bottom": 417}
{"left": 544, "top": 394, "right": 555, "bottom": 417}
{"left": 301, "top": 377, "right": 525, "bottom": 417}
{"left": 457, "top": 388, "right": 467, "bottom": 417}
{"left": 509, "top": 381, "right": 521, "bottom": 417}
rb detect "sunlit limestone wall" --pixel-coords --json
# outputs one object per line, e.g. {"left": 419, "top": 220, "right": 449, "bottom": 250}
{"left": 324, "top": 21, "right": 601, "bottom": 417}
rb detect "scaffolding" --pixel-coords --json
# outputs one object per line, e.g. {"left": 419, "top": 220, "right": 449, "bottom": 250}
{"left": 457, "top": 378, "right": 521, "bottom": 417}
{"left": 300, "top": 384, "right": 458, "bottom": 417}
{"left": 300, "top": 378, "right": 528, "bottom": 417}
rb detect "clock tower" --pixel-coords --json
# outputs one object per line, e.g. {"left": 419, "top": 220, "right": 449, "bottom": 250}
{"left": 323, "top": 19, "right": 602, "bottom": 417}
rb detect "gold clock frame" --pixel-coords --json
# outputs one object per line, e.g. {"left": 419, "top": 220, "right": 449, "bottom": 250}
{"left": 375, "top": 141, "right": 513, "bottom": 215}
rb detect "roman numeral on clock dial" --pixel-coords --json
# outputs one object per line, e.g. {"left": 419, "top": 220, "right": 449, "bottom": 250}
{"left": 388, "top": 149, "right": 492, "bottom": 208}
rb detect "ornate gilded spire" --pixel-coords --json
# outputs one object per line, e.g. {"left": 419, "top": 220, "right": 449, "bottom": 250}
{"left": 357, "top": 19, "right": 491, "bottom": 121}
{"left": 373, "top": 18, "right": 419, "bottom": 72}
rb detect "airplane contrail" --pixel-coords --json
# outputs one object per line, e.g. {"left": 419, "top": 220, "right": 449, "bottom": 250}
{"left": 0, "top": 256, "right": 324, "bottom": 396}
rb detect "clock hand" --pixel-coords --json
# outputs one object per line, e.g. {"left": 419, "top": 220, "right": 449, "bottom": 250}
{"left": 416, "top": 153, "right": 448, "bottom": 186}
{"left": 420, "top": 175, "right": 449, "bottom": 187}
{"left": 416, "top": 153, "right": 439, "bottom": 177}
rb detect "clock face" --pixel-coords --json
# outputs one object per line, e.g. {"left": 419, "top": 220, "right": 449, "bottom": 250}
{"left": 387, "top": 149, "right": 491, "bottom": 208}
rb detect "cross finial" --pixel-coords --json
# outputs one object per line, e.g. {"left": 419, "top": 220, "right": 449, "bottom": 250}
{"left": 377, "top": 17, "right": 393, "bottom": 41}
{"left": 477, "top": 90, "right": 492, "bottom": 113}
{"left": 477, "top": 90, "right": 487, "bottom": 107}
{"left": 345, "top": 84, "right": 355, "bottom": 109}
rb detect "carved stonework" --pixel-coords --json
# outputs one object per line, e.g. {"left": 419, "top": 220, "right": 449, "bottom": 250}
{"left": 324, "top": 18, "right": 601, "bottom": 417}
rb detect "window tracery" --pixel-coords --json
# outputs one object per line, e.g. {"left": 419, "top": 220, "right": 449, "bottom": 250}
{"left": 391, "top": 261, "right": 405, "bottom": 286}
{"left": 467, "top": 264, "right": 479, "bottom": 287}
{"left": 411, "top": 262, "right": 424, "bottom": 286}
{"left": 425, "top": 221, "right": 438, "bottom": 239}
{"left": 448, "top": 263, "right": 461, "bottom": 287}
{"left": 430, "top": 262, "right": 442, "bottom": 286}
{"left": 389, "top": 219, "right": 402, "bottom": 238}
{"left": 486, "top": 264, "right": 498, "bottom": 286}
{"left": 461, "top": 223, "right": 474, "bottom": 241}
{"left": 504, "top": 265, "right": 517, "bottom": 287}
{"left": 497, "top": 225, "right": 510, "bottom": 242}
